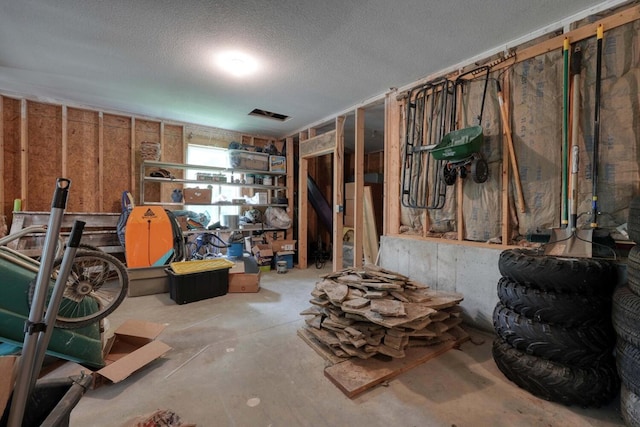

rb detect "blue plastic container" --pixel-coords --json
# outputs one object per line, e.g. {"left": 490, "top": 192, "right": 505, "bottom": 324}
{"left": 228, "top": 242, "right": 244, "bottom": 257}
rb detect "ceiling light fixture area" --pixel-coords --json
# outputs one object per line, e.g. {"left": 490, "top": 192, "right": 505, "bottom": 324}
{"left": 248, "top": 108, "right": 290, "bottom": 122}
{"left": 215, "top": 51, "right": 259, "bottom": 77}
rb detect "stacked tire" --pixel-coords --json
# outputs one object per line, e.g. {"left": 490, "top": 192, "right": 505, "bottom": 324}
{"left": 492, "top": 249, "right": 619, "bottom": 407}
{"left": 613, "top": 199, "right": 640, "bottom": 426}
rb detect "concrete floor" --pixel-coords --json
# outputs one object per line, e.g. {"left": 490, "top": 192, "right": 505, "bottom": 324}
{"left": 71, "top": 265, "right": 625, "bottom": 427}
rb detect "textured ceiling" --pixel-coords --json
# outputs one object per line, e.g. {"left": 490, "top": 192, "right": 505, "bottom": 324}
{"left": 0, "top": 0, "right": 617, "bottom": 150}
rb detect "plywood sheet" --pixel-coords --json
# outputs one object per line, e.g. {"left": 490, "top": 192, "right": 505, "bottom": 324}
{"left": 27, "top": 102, "right": 62, "bottom": 211}
{"left": 66, "top": 108, "right": 99, "bottom": 212}
{"left": 103, "top": 114, "right": 132, "bottom": 212}
{"left": 3, "top": 98, "right": 21, "bottom": 219}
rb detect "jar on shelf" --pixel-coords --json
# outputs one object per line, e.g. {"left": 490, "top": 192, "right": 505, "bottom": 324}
{"left": 246, "top": 174, "right": 255, "bottom": 184}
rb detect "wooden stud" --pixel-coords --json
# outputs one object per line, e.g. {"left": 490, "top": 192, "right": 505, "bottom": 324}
{"left": 501, "top": 72, "right": 512, "bottom": 245}
{"left": 130, "top": 117, "right": 136, "bottom": 200}
{"left": 286, "top": 137, "right": 294, "bottom": 240}
{"left": 298, "top": 131, "right": 309, "bottom": 269}
{"left": 20, "top": 99, "right": 28, "bottom": 210}
{"left": 61, "top": 105, "right": 68, "bottom": 177}
{"left": 384, "top": 89, "right": 401, "bottom": 235}
{"left": 354, "top": 108, "right": 365, "bottom": 267}
{"left": 98, "top": 111, "right": 104, "bottom": 211}
{"left": 333, "top": 116, "right": 345, "bottom": 272}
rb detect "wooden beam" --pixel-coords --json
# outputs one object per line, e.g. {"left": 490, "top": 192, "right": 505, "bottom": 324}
{"left": 98, "top": 111, "right": 104, "bottom": 211}
{"left": 130, "top": 116, "right": 136, "bottom": 198}
{"left": 501, "top": 73, "right": 512, "bottom": 245}
{"left": 20, "top": 99, "right": 28, "bottom": 210}
{"left": 333, "top": 116, "right": 345, "bottom": 272}
{"left": 285, "top": 137, "right": 294, "bottom": 240}
{"left": 384, "top": 90, "right": 401, "bottom": 235}
{"left": 492, "top": 4, "right": 640, "bottom": 74}
{"left": 300, "top": 130, "right": 336, "bottom": 159}
{"left": 354, "top": 108, "right": 365, "bottom": 267}
{"left": 299, "top": 157, "right": 309, "bottom": 269}
{"left": 61, "top": 105, "right": 68, "bottom": 178}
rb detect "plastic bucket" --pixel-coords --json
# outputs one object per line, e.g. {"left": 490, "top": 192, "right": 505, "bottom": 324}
{"left": 228, "top": 242, "right": 243, "bottom": 257}
{"left": 222, "top": 214, "right": 239, "bottom": 230}
{"left": 276, "top": 260, "right": 288, "bottom": 274}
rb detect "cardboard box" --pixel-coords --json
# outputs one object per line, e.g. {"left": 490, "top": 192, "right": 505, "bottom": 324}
{"left": 228, "top": 149, "right": 269, "bottom": 171}
{"left": 228, "top": 258, "right": 261, "bottom": 293}
{"left": 252, "top": 244, "right": 273, "bottom": 258}
{"left": 94, "top": 320, "right": 171, "bottom": 387}
{"left": 127, "top": 266, "right": 169, "bottom": 297}
{"left": 183, "top": 187, "right": 212, "bottom": 204}
{"left": 269, "top": 155, "right": 286, "bottom": 173}
{"left": 263, "top": 231, "right": 285, "bottom": 244}
{"left": 271, "top": 239, "right": 296, "bottom": 253}
{"left": 0, "top": 356, "right": 17, "bottom": 416}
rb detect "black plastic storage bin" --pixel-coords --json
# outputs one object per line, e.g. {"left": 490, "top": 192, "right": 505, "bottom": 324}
{"left": 166, "top": 267, "right": 230, "bottom": 304}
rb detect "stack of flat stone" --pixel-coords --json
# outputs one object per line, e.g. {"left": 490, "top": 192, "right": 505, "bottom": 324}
{"left": 300, "top": 265, "right": 465, "bottom": 359}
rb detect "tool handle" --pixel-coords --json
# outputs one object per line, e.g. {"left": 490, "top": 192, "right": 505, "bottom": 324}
{"left": 51, "top": 178, "right": 71, "bottom": 209}
{"left": 496, "top": 81, "right": 526, "bottom": 213}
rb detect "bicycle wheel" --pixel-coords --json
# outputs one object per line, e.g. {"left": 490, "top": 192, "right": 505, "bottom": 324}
{"left": 28, "top": 249, "right": 129, "bottom": 329}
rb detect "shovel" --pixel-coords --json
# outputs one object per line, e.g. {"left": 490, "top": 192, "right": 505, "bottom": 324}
{"left": 545, "top": 42, "right": 593, "bottom": 257}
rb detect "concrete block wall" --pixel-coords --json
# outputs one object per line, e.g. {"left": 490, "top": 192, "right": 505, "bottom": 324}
{"left": 380, "top": 236, "right": 502, "bottom": 332}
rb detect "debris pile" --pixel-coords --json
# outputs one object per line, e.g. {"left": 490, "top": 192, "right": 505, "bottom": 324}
{"left": 300, "top": 265, "right": 465, "bottom": 359}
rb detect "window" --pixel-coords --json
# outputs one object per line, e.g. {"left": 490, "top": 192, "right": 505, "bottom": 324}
{"left": 185, "top": 144, "right": 240, "bottom": 226}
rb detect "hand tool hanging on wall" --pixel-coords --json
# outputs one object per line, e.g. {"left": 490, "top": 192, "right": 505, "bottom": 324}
{"left": 590, "top": 24, "right": 604, "bottom": 229}
{"left": 496, "top": 80, "right": 526, "bottom": 213}
{"left": 561, "top": 38, "right": 571, "bottom": 228}
{"left": 545, "top": 43, "right": 593, "bottom": 257}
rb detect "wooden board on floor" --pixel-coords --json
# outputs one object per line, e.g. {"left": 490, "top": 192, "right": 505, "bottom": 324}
{"left": 297, "top": 328, "right": 347, "bottom": 365}
{"left": 324, "top": 328, "right": 469, "bottom": 398}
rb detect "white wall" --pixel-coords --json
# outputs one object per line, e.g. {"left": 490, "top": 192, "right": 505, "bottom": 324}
{"left": 379, "top": 236, "right": 502, "bottom": 332}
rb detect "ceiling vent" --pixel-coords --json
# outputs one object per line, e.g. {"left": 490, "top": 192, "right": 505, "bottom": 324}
{"left": 248, "top": 108, "right": 290, "bottom": 122}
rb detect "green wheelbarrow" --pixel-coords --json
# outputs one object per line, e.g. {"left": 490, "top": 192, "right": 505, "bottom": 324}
{"left": 430, "top": 125, "right": 488, "bottom": 185}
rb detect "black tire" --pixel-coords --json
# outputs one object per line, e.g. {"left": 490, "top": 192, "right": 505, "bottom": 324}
{"left": 492, "top": 338, "right": 619, "bottom": 407}
{"left": 28, "top": 249, "right": 128, "bottom": 329}
{"left": 492, "top": 303, "right": 615, "bottom": 367}
{"left": 471, "top": 157, "right": 489, "bottom": 183}
{"left": 627, "top": 196, "right": 640, "bottom": 244}
{"left": 616, "top": 339, "right": 640, "bottom": 396}
{"left": 498, "top": 249, "right": 617, "bottom": 295}
{"left": 612, "top": 285, "right": 640, "bottom": 348}
{"left": 621, "top": 383, "right": 640, "bottom": 427}
{"left": 496, "top": 277, "right": 611, "bottom": 326}
{"left": 627, "top": 245, "right": 640, "bottom": 296}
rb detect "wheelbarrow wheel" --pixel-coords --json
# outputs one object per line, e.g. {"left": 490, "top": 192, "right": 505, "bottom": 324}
{"left": 471, "top": 157, "right": 489, "bottom": 183}
{"left": 442, "top": 164, "right": 457, "bottom": 186}
{"left": 28, "top": 249, "right": 129, "bottom": 329}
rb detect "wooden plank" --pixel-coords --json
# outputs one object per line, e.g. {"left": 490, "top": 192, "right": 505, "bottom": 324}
{"left": 61, "top": 105, "right": 68, "bottom": 177}
{"left": 363, "top": 186, "right": 378, "bottom": 264}
{"left": 300, "top": 130, "right": 336, "bottom": 159}
{"left": 297, "top": 328, "right": 346, "bottom": 365}
{"left": 20, "top": 99, "right": 27, "bottom": 210}
{"left": 130, "top": 117, "right": 136, "bottom": 200}
{"left": 493, "top": 4, "right": 640, "bottom": 75}
{"left": 333, "top": 117, "right": 344, "bottom": 272}
{"left": 324, "top": 328, "right": 469, "bottom": 398}
{"left": 98, "top": 111, "right": 104, "bottom": 211}
{"left": 285, "top": 137, "right": 294, "bottom": 239}
{"left": 354, "top": 108, "right": 365, "bottom": 268}
{"left": 501, "top": 73, "right": 511, "bottom": 246}
{"left": 299, "top": 155, "right": 309, "bottom": 269}
{"left": 384, "top": 90, "right": 401, "bottom": 235}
